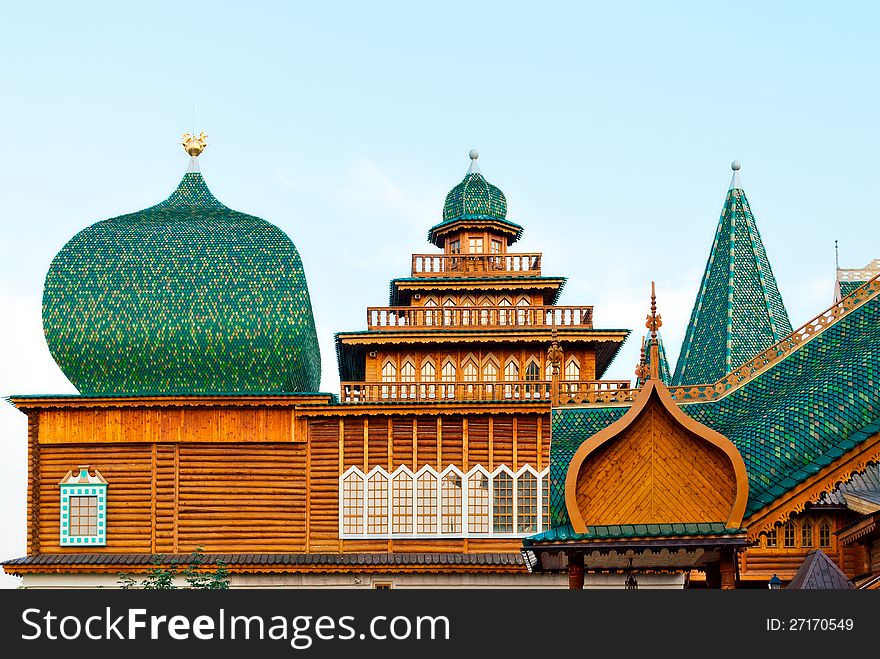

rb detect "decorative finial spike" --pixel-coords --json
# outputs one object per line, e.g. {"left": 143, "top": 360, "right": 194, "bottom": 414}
{"left": 645, "top": 282, "right": 663, "bottom": 382}
{"left": 181, "top": 131, "right": 208, "bottom": 158}
{"left": 729, "top": 159, "right": 743, "bottom": 190}
{"left": 467, "top": 148, "right": 481, "bottom": 174}
{"left": 835, "top": 239, "right": 840, "bottom": 270}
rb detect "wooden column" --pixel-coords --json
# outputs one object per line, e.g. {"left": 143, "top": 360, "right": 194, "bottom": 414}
{"left": 567, "top": 552, "right": 585, "bottom": 590}
{"left": 720, "top": 549, "right": 737, "bottom": 590}
{"left": 27, "top": 412, "right": 40, "bottom": 555}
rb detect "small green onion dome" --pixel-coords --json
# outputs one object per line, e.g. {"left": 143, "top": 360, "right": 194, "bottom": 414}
{"left": 442, "top": 170, "right": 507, "bottom": 223}
{"left": 429, "top": 150, "right": 522, "bottom": 246}
{"left": 42, "top": 164, "right": 321, "bottom": 395}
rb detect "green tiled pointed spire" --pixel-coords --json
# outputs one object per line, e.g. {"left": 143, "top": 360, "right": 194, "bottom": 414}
{"left": 672, "top": 161, "right": 792, "bottom": 386}
{"left": 43, "top": 142, "right": 321, "bottom": 395}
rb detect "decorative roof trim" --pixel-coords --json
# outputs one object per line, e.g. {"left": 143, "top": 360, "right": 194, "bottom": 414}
{"left": 558, "top": 273, "right": 880, "bottom": 407}
{"left": 563, "top": 381, "right": 749, "bottom": 532}
{"left": 743, "top": 429, "right": 880, "bottom": 541}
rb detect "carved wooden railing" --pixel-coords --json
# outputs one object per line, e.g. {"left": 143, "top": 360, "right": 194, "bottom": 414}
{"left": 340, "top": 379, "right": 631, "bottom": 404}
{"left": 557, "top": 273, "right": 880, "bottom": 407}
{"left": 411, "top": 253, "right": 542, "bottom": 277}
{"left": 366, "top": 305, "right": 593, "bottom": 330}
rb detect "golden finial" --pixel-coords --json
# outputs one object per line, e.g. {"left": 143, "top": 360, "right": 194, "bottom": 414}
{"left": 547, "top": 328, "right": 563, "bottom": 376}
{"left": 645, "top": 281, "right": 663, "bottom": 340}
{"left": 644, "top": 282, "right": 663, "bottom": 382}
{"left": 181, "top": 131, "right": 208, "bottom": 157}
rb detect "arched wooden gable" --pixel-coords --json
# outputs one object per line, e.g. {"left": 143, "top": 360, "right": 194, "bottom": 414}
{"left": 564, "top": 381, "right": 748, "bottom": 531}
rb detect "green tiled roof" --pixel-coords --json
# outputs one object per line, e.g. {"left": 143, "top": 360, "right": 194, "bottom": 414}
{"left": 635, "top": 333, "right": 671, "bottom": 387}
{"left": 672, "top": 180, "right": 792, "bottom": 386}
{"left": 43, "top": 170, "right": 321, "bottom": 395}
{"left": 524, "top": 522, "right": 743, "bottom": 545}
{"left": 548, "top": 293, "right": 880, "bottom": 528}
{"left": 839, "top": 281, "right": 866, "bottom": 298}
{"left": 428, "top": 170, "right": 522, "bottom": 246}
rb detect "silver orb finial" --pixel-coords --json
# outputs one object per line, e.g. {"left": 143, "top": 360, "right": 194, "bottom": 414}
{"left": 731, "top": 160, "right": 741, "bottom": 171}
{"left": 469, "top": 148, "right": 479, "bottom": 160}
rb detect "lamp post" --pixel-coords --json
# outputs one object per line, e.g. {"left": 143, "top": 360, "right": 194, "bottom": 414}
{"left": 768, "top": 574, "right": 782, "bottom": 590}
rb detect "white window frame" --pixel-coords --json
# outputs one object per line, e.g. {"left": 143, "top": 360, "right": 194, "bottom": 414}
{"left": 339, "top": 464, "right": 550, "bottom": 539}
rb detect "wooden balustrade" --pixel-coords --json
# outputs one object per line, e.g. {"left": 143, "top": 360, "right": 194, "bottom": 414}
{"left": 367, "top": 305, "right": 593, "bottom": 330}
{"left": 340, "top": 379, "right": 631, "bottom": 403}
{"left": 411, "top": 253, "right": 542, "bottom": 277}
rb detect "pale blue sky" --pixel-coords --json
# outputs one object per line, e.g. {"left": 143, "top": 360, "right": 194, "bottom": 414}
{"left": 1, "top": 2, "right": 877, "bottom": 586}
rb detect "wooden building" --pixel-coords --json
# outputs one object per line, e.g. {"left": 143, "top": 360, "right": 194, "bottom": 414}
{"left": 3, "top": 145, "right": 879, "bottom": 589}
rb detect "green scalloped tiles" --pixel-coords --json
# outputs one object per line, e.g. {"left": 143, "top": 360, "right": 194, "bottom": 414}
{"left": 43, "top": 172, "right": 321, "bottom": 395}
{"left": 673, "top": 186, "right": 792, "bottom": 386}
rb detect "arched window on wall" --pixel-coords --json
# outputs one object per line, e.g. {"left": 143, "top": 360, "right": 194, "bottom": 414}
{"left": 565, "top": 357, "right": 580, "bottom": 381}
{"left": 765, "top": 527, "right": 778, "bottom": 548}
{"left": 441, "top": 358, "right": 456, "bottom": 399}
{"left": 801, "top": 520, "right": 813, "bottom": 548}
{"left": 460, "top": 295, "right": 475, "bottom": 326}
{"left": 416, "top": 470, "right": 438, "bottom": 533}
{"left": 462, "top": 357, "right": 478, "bottom": 399}
{"left": 498, "top": 296, "right": 512, "bottom": 325}
{"left": 516, "top": 297, "right": 531, "bottom": 325}
{"left": 524, "top": 358, "right": 541, "bottom": 399}
{"left": 381, "top": 360, "right": 397, "bottom": 400}
{"left": 391, "top": 470, "right": 413, "bottom": 534}
{"left": 504, "top": 359, "right": 520, "bottom": 399}
{"left": 400, "top": 358, "right": 416, "bottom": 399}
{"left": 783, "top": 521, "right": 796, "bottom": 548}
{"left": 366, "top": 470, "right": 388, "bottom": 534}
{"left": 819, "top": 519, "right": 832, "bottom": 548}
{"left": 441, "top": 471, "right": 462, "bottom": 534}
{"left": 493, "top": 471, "right": 514, "bottom": 533}
{"left": 467, "top": 470, "right": 490, "bottom": 534}
{"left": 443, "top": 298, "right": 456, "bottom": 326}
{"left": 478, "top": 296, "right": 492, "bottom": 326}
{"left": 342, "top": 470, "right": 365, "bottom": 535}
{"left": 420, "top": 358, "right": 436, "bottom": 400}
{"left": 423, "top": 297, "right": 438, "bottom": 326}
{"left": 517, "top": 471, "right": 538, "bottom": 533}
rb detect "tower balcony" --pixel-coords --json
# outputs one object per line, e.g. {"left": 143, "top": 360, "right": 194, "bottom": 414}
{"left": 411, "top": 253, "right": 542, "bottom": 277}
{"left": 339, "top": 379, "right": 631, "bottom": 403}
{"left": 366, "top": 304, "right": 593, "bottom": 330}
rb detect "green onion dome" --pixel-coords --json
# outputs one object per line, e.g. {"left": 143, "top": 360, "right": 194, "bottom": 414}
{"left": 441, "top": 152, "right": 508, "bottom": 223}
{"left": 428, "top": 150, "right": 522, "bottom": 246}
{"left": 42, "top": 159, "right": 321, "bottom": 395}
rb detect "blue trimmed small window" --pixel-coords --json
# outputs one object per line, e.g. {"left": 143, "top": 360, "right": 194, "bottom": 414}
{"left": 59, "top": 465, "right": 107, "bottom": 546}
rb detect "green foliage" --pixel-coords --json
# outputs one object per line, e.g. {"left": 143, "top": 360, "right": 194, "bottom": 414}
{"left": 117, "top": 547, "right": 229, "bottom": 590}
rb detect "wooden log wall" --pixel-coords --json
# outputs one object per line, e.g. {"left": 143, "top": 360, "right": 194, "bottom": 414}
{"left": 315, "top": 412, "right": 548, "bottom": 553}
{"left": 31, "top": 406, "right": 550, "bottom": 556}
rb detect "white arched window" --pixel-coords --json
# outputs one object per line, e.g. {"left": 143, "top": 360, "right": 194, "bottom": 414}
{"left": 441, "top": 471, "right": 462, "bottom": 534}
{"left": 423, "top": 297, "right": 438, "bottom": 326}
{"left": 467, "top": 470, "right": 490, "bottom": 534}
{"left": 420, "top": 358, "right": 436, "bottom": 400}
{"left": 516, "top": 297, "right": 531, "bottom": 325}
{"left": 462, "top": 359, "right": 478, "bottom": 382}
{"left": 416, "top": 470, "right": 438, "bottom": 533}
{"left": 493, "top": 471, "right": 514, "bottom": 533}
{"left": 819, "top": 519, "right": 832, "bottom": 548}
{"left": 399, "top": 358, "right": 416, "bottom": 399}
{"left": 381, "top": 360, "right": 396, "bottom": 382}
{"left": 443, "top": 298, "right": 456, "bottom": 326}
{"left": 366, "top": 470, "right": 388, "bottom": 534}
{"left": 441, "top": 359, "right": 456, "bottom": 399}
{"left": 504, "top": 359, "right": 520, "bottom": 399}
{"left": 524, "top": 359, "right": 541, "bottom": 399}
{"left": 391, "top": 470, "right": 413, "bottom": 534}
{"left": 461, "top": 296, "right": 475, "bottom": 326}
{"left": 498, "top": 296, "right": 512, "bottom": 325}
{"left": 342, "top": 470, "right": 365, "bottom": 535}
{"left": 340, "top": 465, "right": 548, "bottom": 538}
{"left": 483, "top": 355, "right": 499, "bottom": 381}
{"left": 565, "top": 357, "right": 580, "bottom": 381}
{"left": 517, "top": 471, "right": 538, "bottom": 533}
